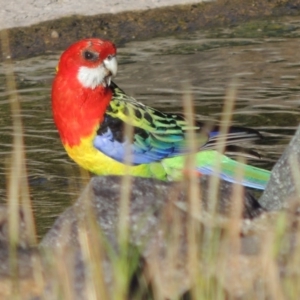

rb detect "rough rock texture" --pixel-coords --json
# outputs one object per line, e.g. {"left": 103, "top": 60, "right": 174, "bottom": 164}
{"left": 40, "top": 175, "right": 263, "bottom": 298}
{"left": 3, "top": 171, "right": 300, "bottom": 298}
{"left": 41, "top": 175, "right": 263, "bottom": 250}
{"left": 259, "top": 125, "right": 300, "bottom": 210}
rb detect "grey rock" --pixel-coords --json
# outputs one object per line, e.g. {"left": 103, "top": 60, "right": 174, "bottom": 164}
{"left": 40, "top": 175, "right": 263, "bottom": 298}
{"left": 259, "top": 125, "right": 300, "bottom": 210}
{"left": 41, "top": 175, "right": 263, "bottom": 250}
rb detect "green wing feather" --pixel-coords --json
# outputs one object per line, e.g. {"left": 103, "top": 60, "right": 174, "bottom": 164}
{"left": 94, "top": 82, "right": 270, "bottom": 189}
{"left": 162, "top": 150, "right": 271, "bottom": 190}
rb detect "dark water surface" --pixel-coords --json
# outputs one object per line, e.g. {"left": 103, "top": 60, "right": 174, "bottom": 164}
{"left": 1, "top": 17, "right": 300, "bottom": 237}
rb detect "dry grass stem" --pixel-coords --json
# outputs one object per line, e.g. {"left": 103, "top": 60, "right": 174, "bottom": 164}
{"left": 182, "top": 86, "right": 202, "bottom": 298}
{"left": 207, "top": 79, "right": 238, "bottom": 214}
{"left": 0, "top": 28, "right": 38, "bottom": 298}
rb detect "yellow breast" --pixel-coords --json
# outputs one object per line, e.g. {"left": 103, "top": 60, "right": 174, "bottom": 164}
{"left": 64, "top": 132, "right": 167, "bottom": 180}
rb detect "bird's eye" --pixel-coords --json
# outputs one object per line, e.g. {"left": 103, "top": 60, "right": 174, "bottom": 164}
{"left": 83, "top": 51, "right": 97, "bottom": 61}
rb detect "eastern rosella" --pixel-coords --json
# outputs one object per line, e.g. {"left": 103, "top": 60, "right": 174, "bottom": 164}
{"left": 51, "top": 38, "right": 270, "bottom": 190}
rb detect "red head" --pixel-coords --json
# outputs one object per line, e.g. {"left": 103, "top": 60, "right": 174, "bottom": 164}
{"left": 52, "top": 38, "right": 117, "bottom": 146}
{"left": 57, "top": 38, "right": 117, "bottom": 88}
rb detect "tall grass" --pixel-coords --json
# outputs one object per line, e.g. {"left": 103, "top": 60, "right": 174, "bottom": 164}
{"left": 1, "top": 29, "right": 43, "bottom": 299}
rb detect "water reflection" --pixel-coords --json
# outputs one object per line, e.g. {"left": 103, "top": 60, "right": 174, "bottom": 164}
{"left": 1, "top": 19, "right": 300, "bottom": 237}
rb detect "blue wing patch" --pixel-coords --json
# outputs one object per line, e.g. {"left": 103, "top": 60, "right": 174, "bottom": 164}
{"left": 93, "top": 127, "right": 181, "bottom": 164}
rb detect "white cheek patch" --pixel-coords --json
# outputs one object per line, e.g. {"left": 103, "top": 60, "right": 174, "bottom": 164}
{"left": 77, "top": 64, "right": 107, "bottom": 89}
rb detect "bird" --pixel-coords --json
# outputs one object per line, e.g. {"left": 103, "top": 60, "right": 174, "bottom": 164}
{"left": 51, "top": 38, "right": 271, "bottom": 190}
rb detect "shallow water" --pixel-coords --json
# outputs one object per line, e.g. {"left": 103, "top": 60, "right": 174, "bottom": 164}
{"left": 1, "top": 16, "right": 300, "bottom": 237}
